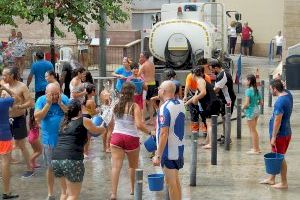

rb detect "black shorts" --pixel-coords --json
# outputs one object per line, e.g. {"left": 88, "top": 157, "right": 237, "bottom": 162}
{"left": 161, "top": 158, "right": 184, "bottom": 170}
{"left": 203, "top": 100, "right": 221, "bottom": 119}
{"left": 11, "top": 115, "right": 27, "bottom": 140}
{"left": 220, "top": 98, "right": 236, "bottom": 117}
{"left": 241, "top": 40, "right": 250, "bottom": 48}
{"left": 35, "top": 91, "right": 45, "bottom": 101}
{"left": 146, "top": 85, "right": 158, "bottom": 100}
{"left": 276, "top": 46, "right": 282, "bottom": 55}
{"left": 229, "top": 37, "right": 237, "bottom": 49}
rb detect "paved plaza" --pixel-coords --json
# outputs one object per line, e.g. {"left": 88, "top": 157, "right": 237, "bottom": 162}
{"left": 1, "top": 57, "right": 300, "bottom": 200}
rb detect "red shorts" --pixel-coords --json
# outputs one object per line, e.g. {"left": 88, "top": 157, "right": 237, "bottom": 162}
{"left": 110, "top": 133, "right": 140, "bottom": 151}
{"left": 0, "top": 140, "right": 13, "bottom": 155}
{"left": 272, "top": 135, "right": 291, "bottom": 154}
{"left": 134, "top": 94, "right": 143, "bottom": 109}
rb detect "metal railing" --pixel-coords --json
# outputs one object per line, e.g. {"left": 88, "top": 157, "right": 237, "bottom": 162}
{"left": 90, "top": 39, "right": 142, "bottom": 72}
{"left": 12, "top": 39, "right": 141, "bottom": 72}
{"left": 268, "top": 39, "right": 275, "bottom": 64}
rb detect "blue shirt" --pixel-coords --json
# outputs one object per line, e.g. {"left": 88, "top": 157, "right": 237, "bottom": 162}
{"left": 156, "top": 99, "right": 185, "bottom": 160}
{"left": 0, "top": 97, "right": 14, "bottom": 141}
{"left": 244, "top": 87, "right": 262, "bottom": 118}
{"left": 269, "top": 91, "right": 293, "bottom": 138}
{"left": 31, "top": 60, "right": 54, "bottom": 92}
{"left": 114, "top": 66, "right": 132, "bottom": 92}
{"left": 35, "top": 95, "right": 69, "bottom": 147}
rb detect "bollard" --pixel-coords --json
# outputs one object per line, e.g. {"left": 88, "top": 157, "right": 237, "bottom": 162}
{"left": 260, "top": 80, "right": 265, "bottom": 114}
{"left": 237, "top": 98, "right": 242, "bottom": 139}
{"left": 268, "top": 75, "right": 273, "bottom": 107}
{"left": 165, "top": 186, "right": 170, "bottom": 200}
{"left": 225, "top": 106, "right": 231, "bottom": 151}
{"left": 189, "top": 133, "right": 197, "bottom": 186}
{"left": 134, "top": 169, "right": 143, "bottom": 200}
{"left": 211, "top": 115, "right": 218, "bottom": 165}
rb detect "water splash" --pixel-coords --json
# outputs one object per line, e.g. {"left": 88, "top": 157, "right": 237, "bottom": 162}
{"left": 99, "top": 81, "right": 119, "bottom": 124}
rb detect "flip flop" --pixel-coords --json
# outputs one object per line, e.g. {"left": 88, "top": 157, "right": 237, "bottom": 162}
{"left": 246, "top": 150, "right": 261, "bottom": 155}
{"left": 259, "top": 179, "right": 275, "bottom": 185}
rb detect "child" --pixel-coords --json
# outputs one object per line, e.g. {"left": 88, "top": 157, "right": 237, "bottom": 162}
{"left": 127, "top": 62, "right": 147, "bottom": 110}
{"left": 28, "top": 108, "right": 42, "bottom": 168}
{"left": 83, "top": 84, "right": 100, "bottom": 156}
{"left": 100, "top": 80, "right": 114, "bottom": 153}
{"left": 242, "top": 74, "right": 263, "bottom": 154}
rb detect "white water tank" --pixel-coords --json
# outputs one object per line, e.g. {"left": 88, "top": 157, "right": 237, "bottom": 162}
{"left": 149, "top": 19, "right": 216, "bottom": 61}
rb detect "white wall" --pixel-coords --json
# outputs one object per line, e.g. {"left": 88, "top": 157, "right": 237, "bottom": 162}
{"left": 218, "top": 0, "right": 284, "bottom": 43}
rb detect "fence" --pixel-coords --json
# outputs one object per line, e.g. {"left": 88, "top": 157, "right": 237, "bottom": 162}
{"left": 9, "top": 39, "right": 141, "bottom": 72}
{"left": 89, "top": 39, "right": 142, "bottom": 72}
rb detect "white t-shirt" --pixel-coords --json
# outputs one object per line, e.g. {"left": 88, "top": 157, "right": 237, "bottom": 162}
{"left": 228, "top": 27, "right": 237, "bottom": 38}
{"left": 275, "top": 35, "right": 283, "bottom": 46}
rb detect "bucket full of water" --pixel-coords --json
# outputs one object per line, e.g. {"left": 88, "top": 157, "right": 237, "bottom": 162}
{"left": 148, "top": 173, "right": 164, "bottom": 191}
{"left": 144, "top": 135, "right": 157, "bottom": 152}
{"left": 264, "top": 152, "right": 284, "bottom": 175}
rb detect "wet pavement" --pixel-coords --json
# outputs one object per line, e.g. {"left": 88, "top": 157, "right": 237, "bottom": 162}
{"left": 1, "top": 56, "right": 300, "bottom": 200}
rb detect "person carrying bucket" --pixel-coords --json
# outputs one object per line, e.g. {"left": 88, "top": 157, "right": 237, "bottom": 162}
{"left": 260, "top": 79, "right": 293, "bottom": 189}
{"left": 152, "top": 80, "right": 185, "bottom": 200}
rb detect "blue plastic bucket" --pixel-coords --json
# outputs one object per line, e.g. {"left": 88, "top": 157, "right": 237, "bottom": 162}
{"left": 144, "top": 136, "right": 157, "bottom": 152}
{"left": 92, "top": 116, "right": 103, "bottom": 126}
{"left": 131, "top": 79, "right": 143, "bottom": 94}
{"left": 264, "top": 152, "right": 284, "bottom": 175}
{"left": 148, "top": 173, "right": 164, "bottom": 191}
{"left": 90, "top": 116, "right": 104, "bottom": 137}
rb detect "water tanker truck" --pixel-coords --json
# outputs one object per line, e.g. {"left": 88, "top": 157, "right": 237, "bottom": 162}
{"left": 145, "top": 1, "right": 233, "bottom": 84}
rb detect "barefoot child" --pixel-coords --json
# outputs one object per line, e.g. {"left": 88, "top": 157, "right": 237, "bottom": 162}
{"left": 100, "top": 81, "right": 114, "bottom": 153}
{"left": 28, "top": 108, "right": 42, "bottom": 168}
{"left": 82, "top": 84, "right": 100, "bottom": 156}
{"left": 127, "top": 62, "right": 147, "bottom": 111}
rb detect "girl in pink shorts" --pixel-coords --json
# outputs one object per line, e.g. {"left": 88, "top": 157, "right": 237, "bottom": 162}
{"left": 28, "top": 109, "right": 42, "bottom": 168}
{"left": 110, "top": 82, "right": 151, "bottom": 200}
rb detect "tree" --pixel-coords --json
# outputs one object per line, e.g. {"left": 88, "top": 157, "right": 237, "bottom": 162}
{"left": 0, "top": 0, "right": 131, "bottom": 67}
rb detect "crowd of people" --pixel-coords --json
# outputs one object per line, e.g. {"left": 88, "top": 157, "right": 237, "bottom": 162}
{"left": 0, "top": 47, "right": 294, "bottom": 200}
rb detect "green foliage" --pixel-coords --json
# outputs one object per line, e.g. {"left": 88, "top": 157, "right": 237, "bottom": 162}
{"left": 0, "top": 0, "right": 131, "bottom": 39}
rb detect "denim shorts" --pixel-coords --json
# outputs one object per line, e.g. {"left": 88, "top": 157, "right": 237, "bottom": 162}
{"left": 52, "top": 159, "right": 85, "bottom": 182}
{"left": 246, "top": 107, "right": 260, "bottom": 120}
{"left": 43, "top": 145, "right": 54, "bottom": 168}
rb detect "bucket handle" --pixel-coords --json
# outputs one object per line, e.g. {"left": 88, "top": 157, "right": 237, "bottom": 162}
{"left": 273, "top": 145, "right": 278, "bottom": 158}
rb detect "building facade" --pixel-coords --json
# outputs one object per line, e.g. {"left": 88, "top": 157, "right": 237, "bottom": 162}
{"left": 0, "top": 0, "right": 298, "bottom": 59}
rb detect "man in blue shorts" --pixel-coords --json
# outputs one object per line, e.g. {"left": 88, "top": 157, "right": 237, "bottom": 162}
{"left": 260, "top": 79, "right": 293, "bottom": 189}
{"left": 153, "top": 80, "right": 185, "bottom": 200}
{"left": 34, "top": 83, "right": 69, "bottom": 200}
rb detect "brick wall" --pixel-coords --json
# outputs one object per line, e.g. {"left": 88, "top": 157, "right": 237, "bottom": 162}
{"left": 0, "top": 17, "right": 132, "bottom": 44}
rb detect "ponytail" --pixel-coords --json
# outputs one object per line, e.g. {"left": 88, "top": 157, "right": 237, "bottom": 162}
{"left": 60, "top": 99, "right": 81, "bottom": 132}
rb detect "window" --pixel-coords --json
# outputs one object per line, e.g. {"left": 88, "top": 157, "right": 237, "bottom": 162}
{"left": 184, "top": 5, "right": 197, "bottom": 12}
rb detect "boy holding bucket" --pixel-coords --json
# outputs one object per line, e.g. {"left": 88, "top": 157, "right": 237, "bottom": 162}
{"left": 126, "top": 62, "right": 147, "bottom": 111}
{"left": 260, "top": 79, "right": 293, "bottom": 189}
{"left": 153, "top": 81, "right": 185, "bottom": 200}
